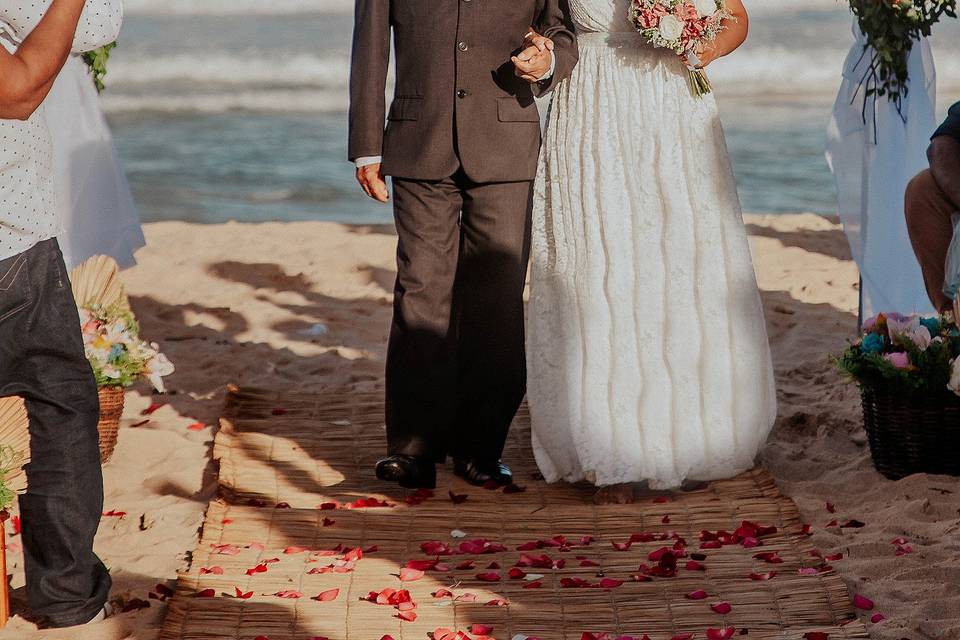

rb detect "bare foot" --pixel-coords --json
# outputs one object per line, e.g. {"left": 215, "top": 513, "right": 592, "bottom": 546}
{"left": 593, "top": 484, "right": 635, "bottom": 505}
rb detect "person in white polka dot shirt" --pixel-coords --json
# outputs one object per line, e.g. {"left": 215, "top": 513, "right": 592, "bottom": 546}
{"left": 0, "top": 0, "right": 122, "bottom": 629}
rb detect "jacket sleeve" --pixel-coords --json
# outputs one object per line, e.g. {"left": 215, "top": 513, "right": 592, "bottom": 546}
{"left": 0, "top": 0, "right": 123, "bottom": 53}
{"left": 533, "top": 0, "right": 578, "bottom": 96}
{"left": 348, "top": 0, "right": 391, "bottom": 163}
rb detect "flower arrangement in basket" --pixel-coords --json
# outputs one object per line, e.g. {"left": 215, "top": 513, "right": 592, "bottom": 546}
{"left": 835, "top": 312, "right": 960, "bottom": 479}
{"left": 80, "top": 303, "right": 173, "bottom": 462}
{"left": 847, "top": 0, "right": 957, "bottom": 117}
{"left": 0, "top": 397, "right": 30, "bottom": 628}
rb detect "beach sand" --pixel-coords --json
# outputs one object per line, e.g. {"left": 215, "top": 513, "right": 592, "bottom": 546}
{"left": 1, "top": 214, "right": 957, "bottom": 640}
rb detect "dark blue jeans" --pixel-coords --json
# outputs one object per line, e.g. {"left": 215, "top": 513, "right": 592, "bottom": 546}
{"left": 0, "top": 239, "right": 110, "bottom": 628}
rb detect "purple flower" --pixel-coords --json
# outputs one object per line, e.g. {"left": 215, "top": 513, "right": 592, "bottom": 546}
{"left": 883, "top": 352, "right": 911, "bottom": 369}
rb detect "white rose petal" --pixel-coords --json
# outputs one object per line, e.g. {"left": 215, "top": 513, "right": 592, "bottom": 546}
{"left": 657, "top": 15, "right": 684, "bottom": 42}
{"left": 694, "top": 0, "right": 718, "bottom": 18}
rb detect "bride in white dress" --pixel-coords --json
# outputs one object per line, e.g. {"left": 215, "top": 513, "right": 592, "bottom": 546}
{"left": 528, "top": 0, "right": 777, "bottom": 501}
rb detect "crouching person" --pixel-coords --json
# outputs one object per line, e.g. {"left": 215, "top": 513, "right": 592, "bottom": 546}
{"left": 905, "top": 101, "right": 960, "bottom": 313}
{"left": 0, "top": 0, "right": 122, "bottom": 628}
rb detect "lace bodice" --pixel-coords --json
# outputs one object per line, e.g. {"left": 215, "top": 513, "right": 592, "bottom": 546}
{"left": 570, "top": 0, "right": 635, "bottom": 34}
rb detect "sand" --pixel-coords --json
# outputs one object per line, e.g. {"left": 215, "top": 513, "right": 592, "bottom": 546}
{"left": 1, "top": 214, "right": 956, "bottom": 640}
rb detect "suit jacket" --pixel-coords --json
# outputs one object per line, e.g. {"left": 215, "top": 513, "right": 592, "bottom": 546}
{"left": 348, "top": 0, "right": 578, "bottom": 183}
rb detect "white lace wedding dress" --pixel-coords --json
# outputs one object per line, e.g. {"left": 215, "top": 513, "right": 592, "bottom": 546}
{"left": 528, "top": 0, "right": 777, "bottom": 489}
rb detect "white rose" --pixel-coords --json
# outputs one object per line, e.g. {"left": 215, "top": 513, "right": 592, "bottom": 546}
{"left": 949, "top": 358, "right": 960, "bottom": 395}
{"left": 694, "top": 0, "right": 718, "bottom": 18}
{"left": 657, "top": 15, "right": 684, "bottom": 42}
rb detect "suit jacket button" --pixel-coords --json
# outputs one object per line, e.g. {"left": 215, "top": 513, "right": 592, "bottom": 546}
{"left": 458, "top": 41, "right": 468, "bottom": 51}
{"left": 457, "top": 89, "right": 469, "bottom": 98}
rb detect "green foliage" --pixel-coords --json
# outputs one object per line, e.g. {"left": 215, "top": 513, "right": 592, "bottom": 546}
{"left": 848, "top": 0, "right": 956, "bottom": 114}
{"left": 82, "top": 42, "right": 117, "bottom": 93}
{"left": 0, "top": 446, "right": 24, "bottom": 511}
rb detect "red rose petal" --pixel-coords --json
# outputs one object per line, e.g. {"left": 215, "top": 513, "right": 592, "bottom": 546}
{"left": 284, "top": 546, "right": 310, "bottom": 554}
{"left": 476, "top": 572, "right": 501, "bottom": 582}
{"left": 748, "top": 572, "right": 776, "bottom": 581}
{"left": 194, "top": 589, "right": 216, "bottom": 598}
{"left": 487, "top": 598, "right": 510, "bottom": 606}
{"left": 803, "top": 634, "right": 829, "bottom": 640}
{"left": 825, "top": 553, "right": 843, "bottom": 561}
{"left": 870, "top": 613, "right": 886, "bottom": 623}
{"left": 142, "top": 402, "right": 165, "bottom": 415}
{"left": 200, "top": 566, "right": 223, "bottom": 575}
{"left": 685, "top": 560, "right": 706, "bottom": 571}
{"left": 400, "top": 568, "right": 425, "bottom": 582}
{"left": 433, "top": 588, "right": 454, "bottom": 599}
{"left": 471, "top": 625, "right": 494, "bottom": 635}
{"left": 315, "top": 588, "right": 340, "bottom": 602}
{"left": 235, "top": 588, "right": 253, "bottom": 600}
{"left": 187, "top": 422, "right": 206, "bottom": 431}
{"left": 396, "top": 610, "right": 417, "bottom": 622}
{"left": 671, "top": 634, "right": 694, "bottom": 640}
{"left": 509, "top": 567, "right": 527, "bottom": 579}
{"left": 274, "top": 590, "right": 303, "bottom": 599}
{"left": 706, "top": 628, "right": 736, "bottom": 640}
{"left": 686, "top": 589, "right": 709, "bottom": 600}
{"left": 826, "top": 502, "right": 836, "bottom": 513}
{"left": 599, "top": 578, "right": 623, "bottom": 589}
{"left": 711, "top": 602, "right": 732, "bottom": 614}
{"left": 612, "top": 541, "right": 632, "bottom": 551}
{"left": 523, "top": 580, "right": 543, "bottom": 589}
{"left": 853, "top": 594, "right": 874, "bottom": 610}
{"left": 840, "top": 519, "right": 866, "bottom": 528}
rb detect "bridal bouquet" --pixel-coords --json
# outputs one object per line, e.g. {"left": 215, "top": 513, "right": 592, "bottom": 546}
{"left": 630, "top": 0, "right": 731, "bottom": 97}
{"left": 82, "top": 42, "right": 116, "bottom": 93}
{"left": 80, "top": 304, "right": 174, "bottom": 392}
{"left": 835, "top": 313, "right": 960, "bottom": 396}
{"left": 847, "top": 0, "right": 957, "bottom": 115}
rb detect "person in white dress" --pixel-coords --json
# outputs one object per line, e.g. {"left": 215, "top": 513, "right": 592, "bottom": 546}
{"left": 527, "top": 0, "right": 777, "bottom": 502}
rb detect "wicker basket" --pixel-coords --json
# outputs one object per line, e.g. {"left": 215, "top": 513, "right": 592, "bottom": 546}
{"left": 861, "top": 387, "right": 960, "bottom": 479}
{"left": 97, "top": 386, "right": 125, "bottom": 464}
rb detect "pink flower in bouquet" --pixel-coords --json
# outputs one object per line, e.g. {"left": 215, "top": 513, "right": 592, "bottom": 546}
{"left": 676, "top": 2, "right": 699, "bottom": 22}
{"left": 883, "top": 352, "right": 911, "bottom": 369}
{"left": 636, "top": 8, "right": 662, "bottom": 28}
{"left": 862, "top": 315, "right": 879, "bottom": 331}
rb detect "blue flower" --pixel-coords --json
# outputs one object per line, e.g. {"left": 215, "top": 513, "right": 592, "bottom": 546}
{"left": 920, "top": 317, "right": 940, "bottom": 336}
{"left": 861, "top": 333, "right": 885, "bottom": 354}
{"left": 108, "top": 343, "right": 125, "bottom": 363}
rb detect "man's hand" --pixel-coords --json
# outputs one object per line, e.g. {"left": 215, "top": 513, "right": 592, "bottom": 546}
{"left": 356, "top": 163, "right": 389, "bottom": 203}
{"left": 512, "top": 28, "right": 554, "bottom": 83}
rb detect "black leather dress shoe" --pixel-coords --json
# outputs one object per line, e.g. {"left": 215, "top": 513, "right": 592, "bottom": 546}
{"left": 453, "top": 459, "right": 513, "bottom": 487}
{"left": 375, "top": 455, "right": 437, "bottom": 489}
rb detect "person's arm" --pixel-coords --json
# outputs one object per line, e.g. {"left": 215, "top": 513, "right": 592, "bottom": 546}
{"left": 0, "top": 0, "right": 87, "bottom": 120}
{"left": 349, "top": 0, "right": 391, "bottom": 203}
{"left": 692, "top": 0, "right": 748, "bottom": 68}
{"left": 514, "top": 0, "right": 578, "bottom": 94}
{"left": 928, "top": 137, "right": 960, "bottom": 208}
{"left": 0, "top": 0, "right": 122, "bottom": 53}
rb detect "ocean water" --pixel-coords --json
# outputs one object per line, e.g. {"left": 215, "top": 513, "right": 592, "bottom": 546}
{"left": 105, "top": 0, "right": 960, "bottom": 223}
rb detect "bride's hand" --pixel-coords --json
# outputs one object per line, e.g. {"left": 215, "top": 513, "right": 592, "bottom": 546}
{"left": 683, "top": 41, "right": 720, "bottom": 69}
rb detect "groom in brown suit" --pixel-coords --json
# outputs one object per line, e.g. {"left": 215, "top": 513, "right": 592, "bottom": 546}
{"left": 349, "top": 0, "right": 578, "bottom": 489}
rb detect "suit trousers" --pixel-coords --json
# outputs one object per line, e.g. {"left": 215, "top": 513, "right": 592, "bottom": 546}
{"left": 905, "top": 169, "right": 960, "bottom": 313}
{"left": 386, "top": 170, "right": 533, "bottom": 463}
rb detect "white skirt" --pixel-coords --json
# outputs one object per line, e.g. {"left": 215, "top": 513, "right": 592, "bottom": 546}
{"left": 527, "top": 32, "right": 778, "bottom": 489}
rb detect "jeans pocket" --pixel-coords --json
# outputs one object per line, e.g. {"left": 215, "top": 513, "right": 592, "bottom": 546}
{"left": 0, "top": 253, "right": 32, "bottom": 322}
